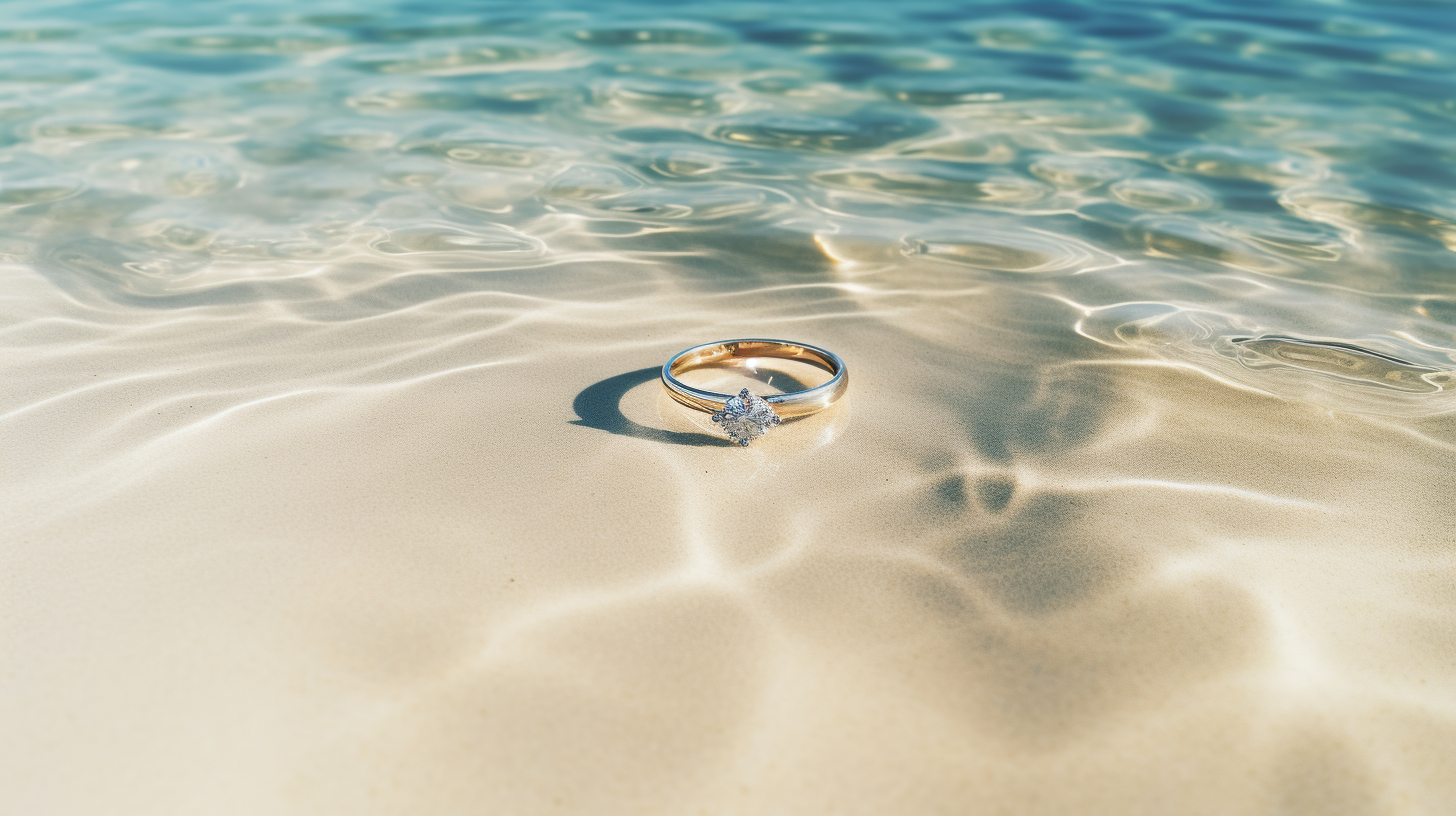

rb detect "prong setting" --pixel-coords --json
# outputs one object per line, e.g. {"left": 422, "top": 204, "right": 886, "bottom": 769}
{"left": 712, "top": 388, "right": 779, "bottom": 447}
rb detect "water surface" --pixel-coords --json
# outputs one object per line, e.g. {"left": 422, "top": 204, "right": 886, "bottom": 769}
{"left": 2, "top": 0, "right": 1454, "bottom": 813}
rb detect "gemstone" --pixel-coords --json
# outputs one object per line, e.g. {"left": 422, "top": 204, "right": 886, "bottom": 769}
{"left": 710, "top": 388, "right": 781, "bottom": 446}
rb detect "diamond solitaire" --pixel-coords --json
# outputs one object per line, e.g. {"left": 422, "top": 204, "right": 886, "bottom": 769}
{"left": 661, "top": 339, "right": 848, "bottom": 447}
{"left": 712, "top": 388, "right": 782, "bottom": 446}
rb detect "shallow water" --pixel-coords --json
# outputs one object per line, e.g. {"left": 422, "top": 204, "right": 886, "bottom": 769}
{"left": 3, "top": 0, "right": 1455, "bottom": 813}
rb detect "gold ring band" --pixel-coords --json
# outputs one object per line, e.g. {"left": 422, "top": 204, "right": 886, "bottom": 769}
{"left": 661, "top": 339, "right": 848, "bottom": 446}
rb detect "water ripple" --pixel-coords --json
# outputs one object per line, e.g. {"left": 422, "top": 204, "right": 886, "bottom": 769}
{"left": 709, "top": 108, "right": 939, "bottom": 153}
{"left": 1077, "top": 302, "right": 1456, "bottom": 415}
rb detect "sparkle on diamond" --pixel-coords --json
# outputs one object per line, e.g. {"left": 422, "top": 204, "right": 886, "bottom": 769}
{"left": 711, "top": 388, "right": 781, "bottom": 446}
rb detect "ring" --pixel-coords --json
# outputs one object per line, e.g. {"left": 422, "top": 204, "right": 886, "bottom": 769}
{"left": 661, "top": 339, "right": 848, "bottom": 446}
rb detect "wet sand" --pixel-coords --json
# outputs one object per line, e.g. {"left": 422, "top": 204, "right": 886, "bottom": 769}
{"left": 3, "top": 0, "right": 1456, "bottom": 812}
{"left": 5, "top": 247, "right": 1454, "bottom": 813}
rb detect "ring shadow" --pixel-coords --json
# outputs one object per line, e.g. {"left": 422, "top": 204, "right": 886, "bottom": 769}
{"left": 570, "top": 367, "right": 729, "bottom": 447}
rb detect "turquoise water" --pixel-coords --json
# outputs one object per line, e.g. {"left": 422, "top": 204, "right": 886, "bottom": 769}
{"left": 5, "top": 2, "right": 1456, "bottom": 812}
{"left": 4, "top": 0, "right": 1455, "bottom": 411}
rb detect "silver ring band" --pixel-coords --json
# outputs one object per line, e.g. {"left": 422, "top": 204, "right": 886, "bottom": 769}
{"left": 660, "top": 339, "right": 848, "bottom": 420}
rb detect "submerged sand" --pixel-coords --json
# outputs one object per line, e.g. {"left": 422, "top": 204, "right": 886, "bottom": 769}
{"left": 3, "top": 0, "right": 1456, "bottom": 811}
{"left": 3, "top": 242, "right": 1453, "bottom": 813}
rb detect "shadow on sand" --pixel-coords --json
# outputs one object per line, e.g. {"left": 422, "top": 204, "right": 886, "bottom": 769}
{"left": 570, "top": 367, "right": 730, "bottom": 447}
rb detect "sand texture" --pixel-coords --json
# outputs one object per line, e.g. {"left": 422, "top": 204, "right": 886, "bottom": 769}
{"left": 3, "top": 0, "right": 1456, "bottom": 813}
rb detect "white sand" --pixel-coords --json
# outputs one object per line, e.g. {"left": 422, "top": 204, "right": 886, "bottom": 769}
{"left": 3, "top": 245, "right": 1454, "bottom": 814}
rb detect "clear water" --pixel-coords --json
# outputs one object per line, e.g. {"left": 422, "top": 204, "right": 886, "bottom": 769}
{"left": 4, "top": 0, "right": 1455, "bottom": 413}
{"left": 4, "top": 0, "right": 1456, "bottom": 812}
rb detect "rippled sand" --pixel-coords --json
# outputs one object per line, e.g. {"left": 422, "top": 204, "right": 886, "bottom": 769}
{"left": 3, "top": 0, "right": 1455, "bottom": 813}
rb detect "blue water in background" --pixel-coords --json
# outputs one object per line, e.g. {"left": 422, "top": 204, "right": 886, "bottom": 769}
{"left": 2, "top": 0, "right": 1455, "bottom": 408}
